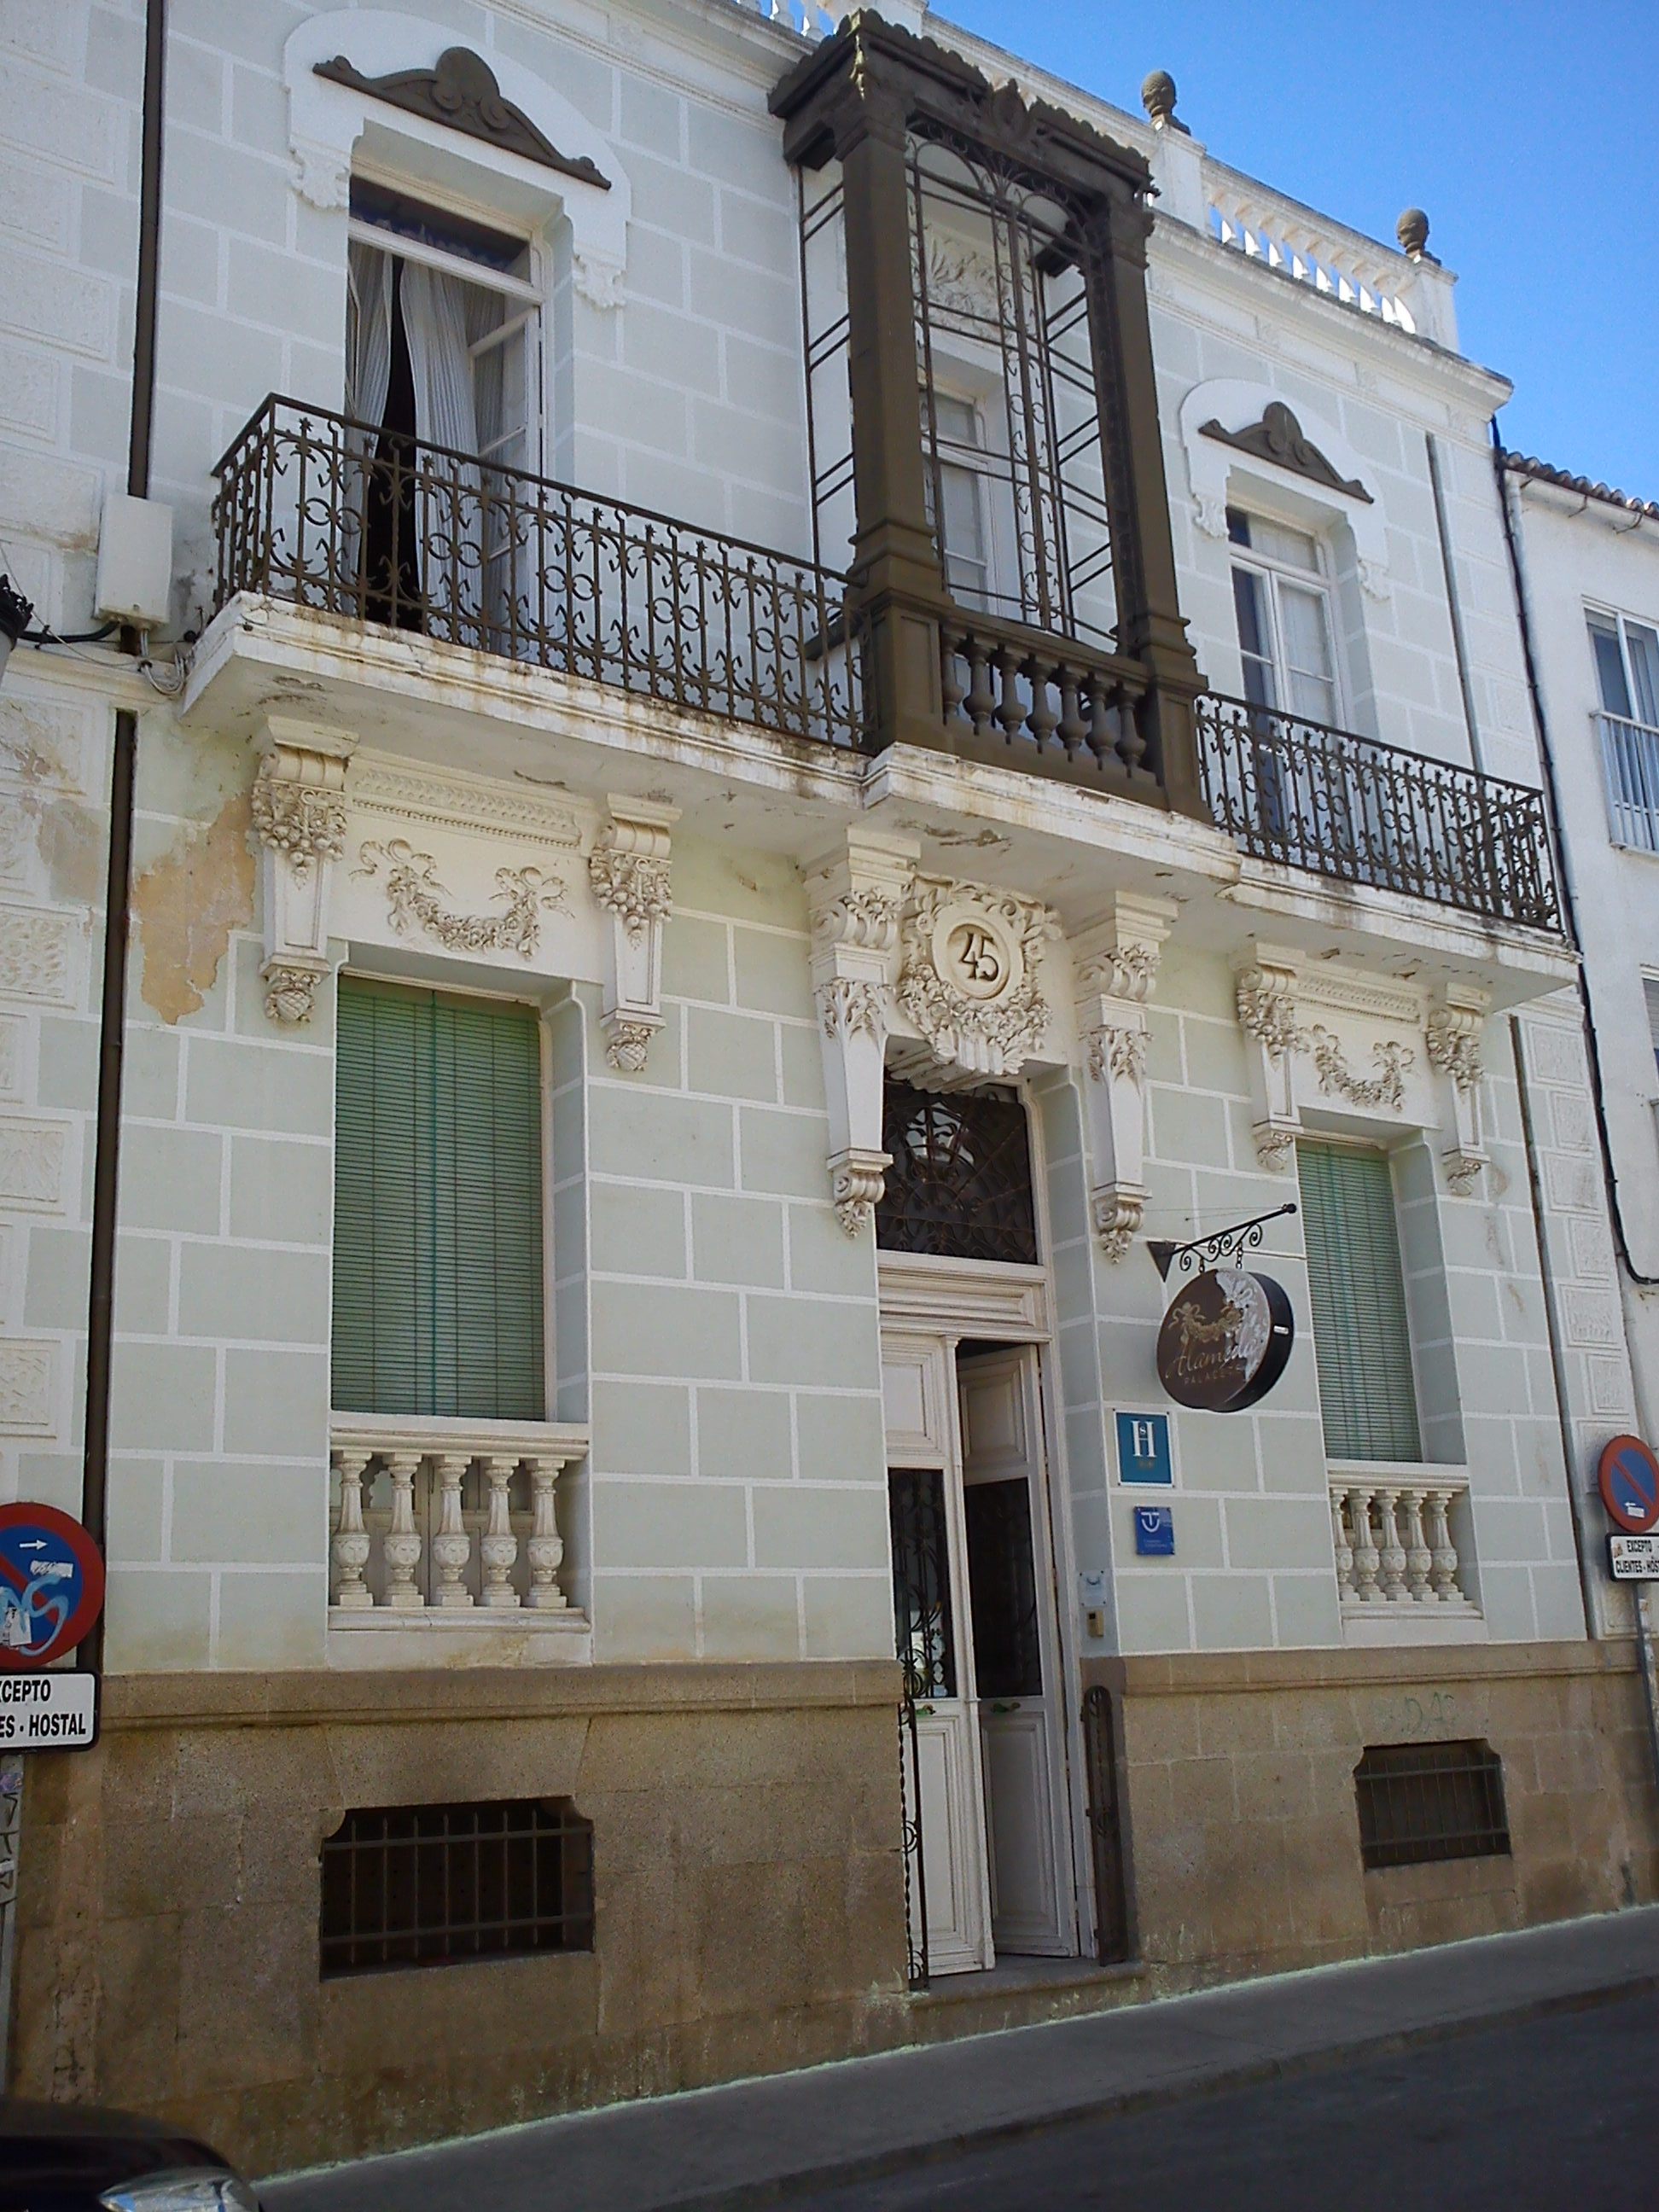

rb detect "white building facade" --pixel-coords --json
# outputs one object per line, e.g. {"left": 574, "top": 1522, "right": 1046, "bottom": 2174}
{"left": 0, "top": 0, "right": 1654, "bottom": 2173}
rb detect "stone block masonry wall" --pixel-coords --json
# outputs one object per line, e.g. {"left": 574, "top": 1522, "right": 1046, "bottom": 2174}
{"left": 11, "top": 1662, "right": 907, "bottom": 2174}
{"left": 1099, "top": 1641, "right": 1659, "bottom": 1982}
{"left": 584, "top": 839, "right": 891, "bottom": 1666}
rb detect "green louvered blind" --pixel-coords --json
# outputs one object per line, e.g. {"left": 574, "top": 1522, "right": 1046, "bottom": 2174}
{"left": 333, "top": 978, "right": 544, "bottom": 1419}
{"left": 1296, "top": 1140, "right": 1422, "bottom": 1463}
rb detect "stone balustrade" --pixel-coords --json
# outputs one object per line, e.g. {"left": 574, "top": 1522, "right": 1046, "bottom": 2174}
{"left": 329, "top": 1414, "right": 589, "bottom": 1628}
{"left": 1330, "top": 1465, "right": 1484, "bottom": 1641}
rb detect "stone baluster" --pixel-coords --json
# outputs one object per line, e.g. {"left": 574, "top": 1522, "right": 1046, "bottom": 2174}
{"left": 330, "top": 1447, "right": 375, "bottom": 1610}
{"left": 1401, "top": 1487, "right": 1433, "bottom": 1603}
{"left": 1348, "top": 1487, "right": 1381, "bottom": 1604}
{"left": 1376, "top": 1488, "right": 1408, "bottom": 1601}
{"left": 429, "top": 1452, "right": 474, "bottom": 1609}
{"left": 1426, "top": 1487, "right": 1460, "bottom": 1602}
{"left": 479, "top": 1457, "right": 521, "bottom": 1609}
{"left": 526, "top": 1458, "right": 567, "bottom": 1610}
{"left": 381, "top": 1451, "right": 426, "bottom": 1610}
{"left": 1331, "top": 1488, "right": 1355, "bottom": 1603}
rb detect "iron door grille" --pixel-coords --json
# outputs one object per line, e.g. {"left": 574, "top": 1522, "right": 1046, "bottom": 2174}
{"left": 320, "top": 1799, "right": 594, "bottom": 1976}
{"left": 1354, "top": 1741, "right": 1511, "bottom": 1871}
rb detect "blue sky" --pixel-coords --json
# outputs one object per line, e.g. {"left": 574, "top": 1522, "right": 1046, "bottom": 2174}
{"left": 940, "top": 1, "right": 1659, "bottom": 498}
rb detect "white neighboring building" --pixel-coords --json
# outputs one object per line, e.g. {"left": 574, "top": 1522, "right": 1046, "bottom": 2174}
{"left": 1504, "top": 453, "right": 1659, "bottom": 1435}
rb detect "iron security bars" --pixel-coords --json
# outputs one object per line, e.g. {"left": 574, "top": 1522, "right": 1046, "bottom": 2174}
{"left": 319, "top": 1797, "right": 594, "bottom": 1976}
{"left": 213, "top": 396, "right": 864, "bottom": 752}
{"left": 1196, "top": 691, "right": 1563, "bottom": 933}
{"left": 1354, "top": 1741, "right": 1511, "bottom": 1871}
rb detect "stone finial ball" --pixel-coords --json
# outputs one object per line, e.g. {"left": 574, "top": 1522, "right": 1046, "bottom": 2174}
{"left": 1396, "top": 207, "right": 1430, "bottom": 258}
{"left": 1141, "top": 70, "right": 1178, "bottom": 124}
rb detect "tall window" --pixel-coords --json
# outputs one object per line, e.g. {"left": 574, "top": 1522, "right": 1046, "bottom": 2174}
{"left": 1229, "top": 507, "right": 1341, "bottom": 727}
{"left": 928, "top": 393, "right": 997, "bottom": 609}
{"left": 332, "top": 979, "right": 545, "bottom": 1421}
{"left": 1296, "top": 1140, "right": 1421, "bottom": 1463}
{"left": 1590, "top": 608, "right": 1659, "bottom": 851}
{"left": 345, "top": 180, "right": 542, "bottom": 636}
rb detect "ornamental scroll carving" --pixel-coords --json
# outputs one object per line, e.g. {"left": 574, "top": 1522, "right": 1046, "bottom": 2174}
{"left": 1301, "top": 1025, "right": 1414, "bottom": 1110}
{"left": 1426, "top": 988, "right": 1490, "bottom": 1193}
{"left": 354, "top": 840, "right": 568, "bottom": 957}
{"left": 1074, "top": 896, "right": 1174, "bottom": 1261}
{"left": 896, "top": 878, "right": 1056, "bottom": 1081}
{"left": 251, "top": 719, "right": 357, "bottom": 1027}
{"left": 588, "top": 798, "right": 677, "bottom": 1074}
{"left": 313, "top": 48, "right": 612, "bottom": 190}
{"left": 1199, "top": 401, "right": 1372, "bottom": 504}
{"left": 806, "top": 834, "right": 917, "bottom": 1237}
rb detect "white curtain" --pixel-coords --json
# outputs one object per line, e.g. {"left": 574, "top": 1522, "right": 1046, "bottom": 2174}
{"left": 340, "top": 242, "right": 395, "bottom": 603}
{"left": 399, "top": 259, "right": 486, "bottom": 644}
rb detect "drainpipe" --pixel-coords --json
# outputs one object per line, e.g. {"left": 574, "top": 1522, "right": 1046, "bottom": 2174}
{"left": 1494, "top": 426, "right": 1659, "bottom": 1807}
{"left": 81, "top": 0, "right": 167, "bottom": 1674}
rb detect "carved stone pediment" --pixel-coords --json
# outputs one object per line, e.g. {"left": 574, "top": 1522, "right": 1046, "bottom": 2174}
{"left": 1200, "top": 401, "right": 1372, "bottom": 504}
{"left": 315, "top": 47, "right": 611, "bottom": 190}
{"left": 894, "top": 877, "right": 1057, "bottom": 1086}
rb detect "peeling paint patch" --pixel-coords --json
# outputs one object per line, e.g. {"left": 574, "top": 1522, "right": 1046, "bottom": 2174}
{"left": 132, "top": 791, "right": 255, "bottom": 1024}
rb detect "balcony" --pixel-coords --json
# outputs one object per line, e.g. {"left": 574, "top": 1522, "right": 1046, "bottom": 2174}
{"left": 1197, "top": 692, "right": 1563, "bottom": 934}
{"left": 211, "top": 397, "right": 1563, "bottom": 940}
{"left": 1330, "top": 1465, "right": 1486, "bottom": 1645}
{"left": 212, "top": 395, "right": 864, "bottom": 752}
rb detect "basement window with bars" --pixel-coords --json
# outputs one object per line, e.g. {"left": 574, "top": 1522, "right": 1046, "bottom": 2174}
{"left": 1296, "top": 1139, "right": 1422, "bottom": 1463}
{"left": 1354, "top": 1741, "right": 1511, "bottom": 1871}
{"left": 320, "top": 1799, "right": 594, "bottom": 1976}
{"left": 332, "top": 977, "right": 546, "bottom": 1420}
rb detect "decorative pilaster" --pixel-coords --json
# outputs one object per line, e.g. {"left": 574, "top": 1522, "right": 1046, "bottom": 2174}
{"left": 1073, "top": 894, "right": 1176, "bottom": 1260}
{"left": 1425, "top": 983, "right": 1490, "bottom": 1194}
{"left": 588, "top": 796, "right": 678, "bottom": 1074}
{"left": 806, "top": 832, "right": 917, "bottom": 1235}
{"left": 1235, "top": 947, "right": 1302, "bottom": 1170}
{"left": 250, "top": 717, "right": 357, "bottom": 1025}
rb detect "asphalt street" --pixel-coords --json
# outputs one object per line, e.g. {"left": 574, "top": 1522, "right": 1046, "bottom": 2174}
{"left": 789, "top": 1987, "right": 1659, "bottom": 2212}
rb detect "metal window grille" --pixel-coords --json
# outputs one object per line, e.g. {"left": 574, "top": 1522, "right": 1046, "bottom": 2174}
{"left": 876, "top": 1080, "right": 1038, "bottom": 1266}
{"left": 1354, "top": 1741, "right": 1511, "bottom": 1872}
{"left": 319, "top": 1798, "right": 594, "bottom": 1977}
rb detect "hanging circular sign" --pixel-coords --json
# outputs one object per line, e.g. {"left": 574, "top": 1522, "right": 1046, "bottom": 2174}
{"left": 1156, "top": 1266, "right": 1295, "bottom": 1414}
{"left": 1598, "top": 1435, "right": 1659, "bottom": 1536}
{"left": 0, "top": 1502, "right": 105, "bottom": 1668}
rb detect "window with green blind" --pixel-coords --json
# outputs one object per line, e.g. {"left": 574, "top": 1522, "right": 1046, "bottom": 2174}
{"left": 1296, "top": 1139, "right": 1422, "bottom": 1463}
{"left": 332, "top": 978, "right": 545, "bottom": 1420}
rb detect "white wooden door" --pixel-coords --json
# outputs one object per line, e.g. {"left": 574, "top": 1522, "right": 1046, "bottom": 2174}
{"left": 958, "top": 1346, "right": 1072, "bottom": 1957}
{"left": 882, "top": 1332, "right": 992, "bottom": 1976}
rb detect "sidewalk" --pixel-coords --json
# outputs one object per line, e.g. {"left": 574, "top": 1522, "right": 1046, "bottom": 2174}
{"left": 267, "top": 1907, "right": 1659, "bottom": 2212}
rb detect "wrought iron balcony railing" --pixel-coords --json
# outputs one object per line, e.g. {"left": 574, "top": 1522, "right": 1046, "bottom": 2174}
{"left": 212, "top": 396, "right": 864, "bottom": 751}
{"left": 1196, "top": 691, "right": 1563, "bottom": 934}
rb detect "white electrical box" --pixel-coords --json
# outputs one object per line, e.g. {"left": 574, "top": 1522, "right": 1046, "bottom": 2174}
{"left": 95, "top": 492, "right": 174, "bottom": 629}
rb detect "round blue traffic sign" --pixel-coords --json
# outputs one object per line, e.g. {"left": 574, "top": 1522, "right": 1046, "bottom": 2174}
{"left": 1598, "top": 1436, "right": 1659, "bottom": 1537}
{"left": 0, "top": 1502, "right": 105, "bottom": 1668}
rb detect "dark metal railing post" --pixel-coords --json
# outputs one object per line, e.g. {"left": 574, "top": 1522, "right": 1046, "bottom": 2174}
{"left": 899, "top": 1684, "right": 929, "bottom": 1992}
{"left": 1081, "top": 1685, "right": 1131, "bottom": 1966}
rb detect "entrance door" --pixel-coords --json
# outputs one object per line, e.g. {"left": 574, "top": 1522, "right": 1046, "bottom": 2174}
{"left": 883, "top": 1333, "right": 992, "bottom": 1976}
{"left": 959, "top": 1346, "right": 1072, "bottom": 1956}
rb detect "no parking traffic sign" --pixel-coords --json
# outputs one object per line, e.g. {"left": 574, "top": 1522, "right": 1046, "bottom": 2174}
{"left": 0, "top": 1501, "right": 104, "bottom": 1668}
{"left": 1598, "top": 1436, "right": 1659, "bottom": 1537}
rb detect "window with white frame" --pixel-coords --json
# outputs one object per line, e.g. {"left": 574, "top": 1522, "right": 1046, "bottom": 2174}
{"left": 926, "top": 392, "right": 999, "bottom": 610}
{"left": 1228, "top": 506, "right": 1342, "bottom": 728}
{"left": 346, "top": 179, "right": 543, "bottom": 472}
{"left": 1590, "top": 608, "right": 1659, "bottom": 851}
{"left": 1296, "top": 1138, "right": 1423, "bottom": 1464}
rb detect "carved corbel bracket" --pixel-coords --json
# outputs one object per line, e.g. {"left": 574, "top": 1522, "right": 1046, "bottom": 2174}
{"left": 1074, "top": 894, "right": 1176, "bottom": 1260}
{"left": 588, "top": 797, "right": 678, "bottom": 1073}
{"left": 806, "top": 832, "right": 918, "bottom": 1236}
{"left": 251, "top": 718, "right": 358, "bottom": 1025}
{"left": 1235, "top": 947, "right": 1303, "bottom": 1170}
{"left": 1426, "top": 983, "right": 1490, "bottom": 1194}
